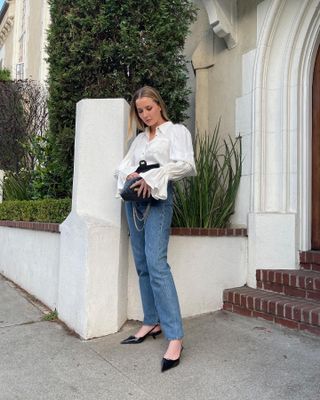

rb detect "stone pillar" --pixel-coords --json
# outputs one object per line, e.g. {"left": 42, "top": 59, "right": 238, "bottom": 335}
{"left": 192, "top": 29, "right": 215, "bottom": 135}
{"left": 247, "top": 213, "right": 296, "bottom": 287}
{"left": 58, "top": 99, "right": 130, "bottom": 339}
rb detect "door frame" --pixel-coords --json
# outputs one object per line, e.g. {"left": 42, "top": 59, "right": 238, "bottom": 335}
{"left": 311, "top": 44, "right": 320, "bottom": 249}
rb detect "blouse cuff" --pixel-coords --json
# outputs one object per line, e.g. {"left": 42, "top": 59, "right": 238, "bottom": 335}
{"left": 116, "top": 165, "right": 138, "bottom": 193}
{"left": 139, "top": 161, "right": 195, "bottom": 200}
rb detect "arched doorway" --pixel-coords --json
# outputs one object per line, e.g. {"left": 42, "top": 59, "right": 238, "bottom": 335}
{"left": 246, "top": 0, "right": 320, "bottom": 285}
{"left": 312, "top": 45, "right": 320, "bottom": 249}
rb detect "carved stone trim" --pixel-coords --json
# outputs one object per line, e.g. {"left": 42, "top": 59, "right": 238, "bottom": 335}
{"left": 0, "top": 15, "right": 14, "bottom": 47}
{"left": 202, "top": 0, "right": 237, "bottom": 49}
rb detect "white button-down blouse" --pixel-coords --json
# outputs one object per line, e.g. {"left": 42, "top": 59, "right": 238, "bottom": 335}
{"left": 116, "top": 121, "right": 196, "bottom": 200}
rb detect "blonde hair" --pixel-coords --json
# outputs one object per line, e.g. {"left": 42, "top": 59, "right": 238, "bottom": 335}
{"left": 128, "top": 86, "right": 169, "bottom": 136}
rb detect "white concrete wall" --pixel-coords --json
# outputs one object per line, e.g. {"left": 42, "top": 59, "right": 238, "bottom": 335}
{"left": 0, "top": 97, "right": 249, "bottom": 338}
{"left": 231, "top": 47, "right": 256, "bottom": 227}
{"left": 0, "top": 224, "right": 248, "bottom": 335}
{"left": 0, "top": 227, "right": 60, "bottom": 310}
{"left": 128, "top": 236, "right": 247, "bottom": 321}
{"left": 247, "top": 213, "right": 296, "bottom": 287}
{"left": 58, "top": 99, "right": 130, "bottom": 339}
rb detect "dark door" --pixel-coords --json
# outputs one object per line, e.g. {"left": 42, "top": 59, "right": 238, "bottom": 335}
{"left": 312, "top": 44, "right": 320, "bottom": 249}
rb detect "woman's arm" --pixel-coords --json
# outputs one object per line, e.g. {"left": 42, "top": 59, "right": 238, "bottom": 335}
{"left": 138, "top": 125, "right": 196, "bottom": 200}
{"left": 115, "top": 135, "right": 141, "bottom": 192}
{"left": 138, "top": 160, "right": 194, "bottom": 200}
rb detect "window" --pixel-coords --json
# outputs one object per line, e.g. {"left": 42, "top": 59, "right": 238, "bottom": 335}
{"left": 16, "top": 63, "right": 24, "bottom": 80}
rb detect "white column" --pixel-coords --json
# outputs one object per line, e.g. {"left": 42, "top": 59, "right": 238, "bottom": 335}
{"left": 247, "top": 213, "right": 296, "bottom": 287}
{"left": 247, "top": 0, "right": 320, "bottom": 285}
{"left": 58, "top": 99, "right": 130, "bottom": 339}
{"left": 247, "top": 0, "right": 299, "bottom": 286}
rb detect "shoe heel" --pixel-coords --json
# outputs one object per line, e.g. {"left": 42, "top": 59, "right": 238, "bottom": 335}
{"left": 151, "top": 330, "right": 162, "bottom": 339}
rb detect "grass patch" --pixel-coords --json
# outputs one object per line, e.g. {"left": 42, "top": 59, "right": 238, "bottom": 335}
{"left": 42, "top": 309, "right": 58, "bottom": 321}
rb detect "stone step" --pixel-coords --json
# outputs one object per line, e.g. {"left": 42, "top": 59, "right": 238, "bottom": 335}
{"left": 256, "top": 269, "right": 320, "bottom": 301}
{"left": 223, "top": 286, "right": 320, "bottom": 336}
{"left": 300, "top": 251, "right": 320, "bottom": 272}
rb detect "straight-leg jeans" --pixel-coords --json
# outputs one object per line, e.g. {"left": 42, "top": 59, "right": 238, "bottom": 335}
{"left": 125, "top": 184, "right": 184, "bottom": 340}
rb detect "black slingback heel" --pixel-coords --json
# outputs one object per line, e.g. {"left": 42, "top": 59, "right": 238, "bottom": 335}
{"left": 120, "top": 325, "right": 162, "bottom": 344}
{"left": 161, "top": 346, "right": 184, "bottom": 372}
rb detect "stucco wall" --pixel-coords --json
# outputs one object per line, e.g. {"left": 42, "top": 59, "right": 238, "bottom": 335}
{"left": 210, "top": 0, "right": 258, "bottom": 138}
{"left": 3, "top": 28, "right": 13, "bottom": 71}
{"left": 0, "top": 0, "right": 49, "bottom": 82}
{"left": 182, "top": 1, "right": 262, "bottom": 227}
{"left": 186, "top": 0, "right": 259, "bottom": 139}
{"left": 184, "top": 0, "right": 210, "bottom": 135}
{"left": 0, "top": 227, "right": 60, "bottom": 310}
{"left": 27, "top": 0, "right": 43, "bottom": 80}
{"left": 127, "top": 235, "right": 248, "bottom": 321}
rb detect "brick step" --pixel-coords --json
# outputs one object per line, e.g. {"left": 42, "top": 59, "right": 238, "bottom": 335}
{"left": 300, "top": 251, "right": 320, "bottom": 272}
{"left": 256, "top": 269, "right": 320, "bottom": 301}
{"left": 223, "top": 286, "right": 320, "bottom": 336}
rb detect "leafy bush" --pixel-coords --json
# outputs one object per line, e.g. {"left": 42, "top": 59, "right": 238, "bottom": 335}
{"left": 0, "top": 198, "right": 71, "bottom": 223}
{"left": 0, "top": 78, "right": 52, "bottom": 200}
{"left": 173, "top": 123, "right": 242, "bottom": 228}
{"left": 0, "top": 78, "right": 49, "bottom": 202}
{"left": 46, "top": 0, "right": 197, "bottom": 197}
{"left": 0, "top": 68, "right": 11, "bottom": 81}
{"left": 0, "top": 81, "right": 26, "bottom": 172}
{"left": 1, "top": 171, "right": 33, "bottom": 201}
{"left": 15, "top": 79, "right": 48, "bottom": 171}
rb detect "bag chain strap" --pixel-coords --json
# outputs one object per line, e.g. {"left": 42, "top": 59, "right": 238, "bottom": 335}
{"left": 133, "top": 203, "right": 151, "bottom": 231}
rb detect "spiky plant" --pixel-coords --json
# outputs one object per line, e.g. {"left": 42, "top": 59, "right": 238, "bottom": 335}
{"left": 173, "top": 122, "right": 242, "bottom": 228}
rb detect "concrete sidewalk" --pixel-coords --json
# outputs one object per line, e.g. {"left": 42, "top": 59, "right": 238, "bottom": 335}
{"left": 0, "top": 274, "right": 319, "bottom": 400}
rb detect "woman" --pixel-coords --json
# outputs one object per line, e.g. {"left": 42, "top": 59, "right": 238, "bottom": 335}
{"left": 116, "top": 86, "right": 196, "bottom": 372}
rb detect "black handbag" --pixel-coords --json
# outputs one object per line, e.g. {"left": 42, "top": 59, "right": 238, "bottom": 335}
{"left": 120, "top": 160, "right": 160, "bottom": 202}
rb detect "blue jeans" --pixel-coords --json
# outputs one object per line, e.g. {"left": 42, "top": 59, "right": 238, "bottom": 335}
{"left": 125, "top": 184, "right": 184, "bottom": 340}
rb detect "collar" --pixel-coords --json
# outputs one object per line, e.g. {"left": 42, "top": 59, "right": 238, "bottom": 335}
{"left": 156, "top": 120, "right": 173, "bottom": 135}
{"left": 144, "top": 121, "right": 173, "bottom": 140}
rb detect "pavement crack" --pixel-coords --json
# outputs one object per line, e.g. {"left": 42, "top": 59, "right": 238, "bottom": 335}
{"left": 0, "top": 319, "right": 43, "bottom": 329}
{"left": 86, "top": 345, "right": 151, "bottom": 397}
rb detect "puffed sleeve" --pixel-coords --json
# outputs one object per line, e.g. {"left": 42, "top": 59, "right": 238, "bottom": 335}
{"left": 139, "top": 124, "right": 196, "bottom": 200}
{"left": 115, "top": 134, "right": 141, "bottom": 194}
{"left": 169, "top": 124, "right": 196, "bottom": 167}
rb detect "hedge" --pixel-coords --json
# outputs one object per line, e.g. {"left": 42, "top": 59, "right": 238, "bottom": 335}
{"left": 0, "top": 198, "right": 71, "bottom": 223}
{"left": 46, "top": 0, "right": 197, "bottom": 198}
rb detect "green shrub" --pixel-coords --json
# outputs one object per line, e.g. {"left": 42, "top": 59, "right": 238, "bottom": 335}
{"left": 0, "top": 198, "right": 71, "bottom": 223}
{"left": 1, "top": 171, "right": 33, "bottom": 201}
{"left": 0, "top": 81, "right": 26, "bottom": 172}
{"left": 173, "top": 123, "right": 242, "bottom": 228}
{"left": 46, "top": 0, "right": 197, "bottom": 197}
{"left": 0, "top": 79, "right": 49, "bottom": 200}
{"left": 0, "top": 68, "right": 11, "bottom": 81}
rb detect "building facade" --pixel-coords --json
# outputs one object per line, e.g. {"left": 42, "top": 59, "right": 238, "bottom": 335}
{"left": 186, "top": 0, "right": 320, "bottom": 286}
{"left": 0, "top": 0, "right": 319, "bottom": 337}
{"left": 1, "top": 0, "right": 319, "bottom": 275}
{"left": 0, "top": 0, "right": 49, "bottom": 82}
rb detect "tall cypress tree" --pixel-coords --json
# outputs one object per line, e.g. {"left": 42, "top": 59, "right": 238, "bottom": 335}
{"left": 46, "top": 0, "right": 197, "bottom": 197}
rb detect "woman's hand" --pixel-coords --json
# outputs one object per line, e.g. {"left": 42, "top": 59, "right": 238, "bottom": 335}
{"left": 126, "top": 172, "right": 140, "bottom": 181}
{"left": 130, "top": 178, "right": 151, "bottom": 199}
